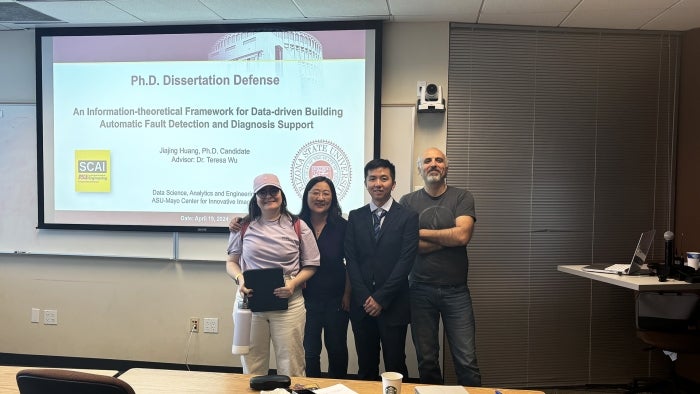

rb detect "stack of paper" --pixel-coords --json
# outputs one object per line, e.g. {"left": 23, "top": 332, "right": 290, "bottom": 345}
{"left": 313, "top": 383, "right": 358, "bottom": 394}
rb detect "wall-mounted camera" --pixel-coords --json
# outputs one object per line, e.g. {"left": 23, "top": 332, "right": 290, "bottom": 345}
{"left": 417, "top": 83, "right": 445, "bottom": 113}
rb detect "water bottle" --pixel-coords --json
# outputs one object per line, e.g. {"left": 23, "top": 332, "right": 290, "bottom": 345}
{"left": 232, "top": 295, "right": 252, "bottom": 355}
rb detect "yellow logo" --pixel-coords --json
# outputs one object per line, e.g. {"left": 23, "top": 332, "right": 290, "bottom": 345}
{"left": 75, "top": 150, "right": 111, "bottom": 192}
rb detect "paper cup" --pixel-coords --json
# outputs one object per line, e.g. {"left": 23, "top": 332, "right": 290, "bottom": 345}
{"left": 381, "top": 372, "right": 403, "bottom": 394}
{"left": 687, "top": 252, "right": 700, "bottom": 270}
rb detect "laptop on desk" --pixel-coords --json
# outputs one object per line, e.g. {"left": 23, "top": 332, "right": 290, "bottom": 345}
{"left": 581, "top": 229, "right": 656, "bottom": 275}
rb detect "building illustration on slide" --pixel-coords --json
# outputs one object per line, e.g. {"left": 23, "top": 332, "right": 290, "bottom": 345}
{"left": 208, "top": 31, "right": 323, "bottom": 89}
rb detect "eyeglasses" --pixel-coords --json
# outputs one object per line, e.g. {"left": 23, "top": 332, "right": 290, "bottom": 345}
{"left": 256, "top": 187, "right": 280, "bottom": 198}
{"left": 309, "top": 190, "right": 332, "bottom": 198}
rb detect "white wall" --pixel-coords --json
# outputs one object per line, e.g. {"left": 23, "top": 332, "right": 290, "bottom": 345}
{"left": 383, "top": 23, "right": 449, "bottom": 188}
{"left": 0, "top": 22, "right": 449, "bottom": 376}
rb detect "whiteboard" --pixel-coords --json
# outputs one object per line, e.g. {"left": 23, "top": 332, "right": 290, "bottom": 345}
{"left": 0, "top": 104, "right": 172, "bottom": 258}
{"left": 177, "top": 232, "right": 229, "bottom": 262}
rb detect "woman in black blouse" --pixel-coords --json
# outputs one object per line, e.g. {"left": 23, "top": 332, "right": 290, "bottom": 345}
{"left": 298, "top": 176, "right": 350, "bottom": 378}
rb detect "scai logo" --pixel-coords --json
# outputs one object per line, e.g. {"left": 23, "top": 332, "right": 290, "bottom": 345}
{"left": 78, "top": 160, "right": 107, "bottom": 173}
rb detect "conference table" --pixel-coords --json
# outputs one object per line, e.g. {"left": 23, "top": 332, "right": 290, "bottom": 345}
{"left": 0, "top": 366, "right": 118, "bottom": 394}
{"left": 119, "top": 368, "right": 546, "bottom": 394}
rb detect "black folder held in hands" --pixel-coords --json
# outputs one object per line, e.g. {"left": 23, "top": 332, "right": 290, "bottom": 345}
{"left": 242, "top": 268, "right": 288, "bottom": 312}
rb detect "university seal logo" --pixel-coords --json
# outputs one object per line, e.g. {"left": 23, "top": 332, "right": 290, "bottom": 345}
{"left": 290, "top": 140, "right": 352, "bottom": 200}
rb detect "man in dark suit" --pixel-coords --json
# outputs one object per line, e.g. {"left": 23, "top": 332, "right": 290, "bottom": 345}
{"left": 345, "top": 158, "right": 419, "bottom": 380}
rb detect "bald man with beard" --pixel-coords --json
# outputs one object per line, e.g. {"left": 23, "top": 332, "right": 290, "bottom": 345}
{"left": 399, "top": 147, "right": 481, "bottom": 386}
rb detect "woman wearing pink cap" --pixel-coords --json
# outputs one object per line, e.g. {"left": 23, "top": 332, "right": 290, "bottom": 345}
{"left": 226, "top": 173, "right": 320, "bottom": 377}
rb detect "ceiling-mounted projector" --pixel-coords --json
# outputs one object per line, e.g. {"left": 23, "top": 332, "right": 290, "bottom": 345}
{"left": 417, "top": 83, "right": 445, "bottom": 113}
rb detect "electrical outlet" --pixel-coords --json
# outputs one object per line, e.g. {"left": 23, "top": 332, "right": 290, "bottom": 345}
{"left": 44, "top": 309, "right": 58, "bottom": 325}
{"left": 202, "top": 317, "right": 219, "bottom": 333}
{"left": 189, "top": 317, "right": 199, "bottom": 333}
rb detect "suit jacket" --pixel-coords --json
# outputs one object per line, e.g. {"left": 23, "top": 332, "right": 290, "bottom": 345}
{"left": 344, "top": 200, "right": 419, "bottom": 325}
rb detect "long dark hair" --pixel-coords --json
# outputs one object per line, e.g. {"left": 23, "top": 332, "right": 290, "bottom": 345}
{"left": 299, "top": 176, "right": 343, "bottom": 224}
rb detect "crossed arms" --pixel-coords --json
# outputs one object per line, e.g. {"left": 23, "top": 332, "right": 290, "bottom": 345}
{"left": 418, "top": 214, "right": 474, "bottom": 254}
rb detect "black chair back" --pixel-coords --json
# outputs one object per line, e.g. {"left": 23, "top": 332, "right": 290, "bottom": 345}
{"left": 16, "top": 368, "right": 135, "bottom": 394}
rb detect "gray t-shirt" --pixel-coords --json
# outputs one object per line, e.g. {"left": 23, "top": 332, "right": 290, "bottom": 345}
{"left": 399, "top": 186, "right": 476, "bottom": 285}
{"left": 227, "top": 215, "right": 320, "bottom": 276}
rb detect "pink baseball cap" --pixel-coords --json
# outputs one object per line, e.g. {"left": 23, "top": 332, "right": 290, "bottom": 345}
{"left": 253, "top": 173, "right": 282, "bottom": 193}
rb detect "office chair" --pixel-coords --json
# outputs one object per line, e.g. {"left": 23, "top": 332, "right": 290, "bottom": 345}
{"left": 630, "top": 292, "right": 700, "bottom": 393}
{"left": 16, "top": 368, "right": 135, "bottom": 394}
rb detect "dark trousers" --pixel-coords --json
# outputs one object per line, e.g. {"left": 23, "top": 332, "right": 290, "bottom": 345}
{"left": 303, "top": 296, "right": 350, "bottom": 378}
{"left": 410, "top": 282, "right": 481, "bottom": 386}
{"left": 350, "top": 314, "right": 408, "bottom": 381}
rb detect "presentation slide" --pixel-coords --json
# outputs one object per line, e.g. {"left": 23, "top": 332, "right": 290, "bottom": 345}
{"left": 37, "top": 23, "right": 380, "bottom": 231}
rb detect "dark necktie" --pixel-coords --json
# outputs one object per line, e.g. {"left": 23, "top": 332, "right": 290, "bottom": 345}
{"left": 373, "top": 208, "right": 386, "bottom": 239}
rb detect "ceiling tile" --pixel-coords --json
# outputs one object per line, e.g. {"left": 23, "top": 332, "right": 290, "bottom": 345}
{"left": 389, "top": 15, "right": 472, "bottom": 23}
{"left": 482, "top": 0, "right": 580, "bottom": 14}
{"left": 479, "top": 11, "right": 571, "bottom": 28}
{"left": 561, "top": 0, "right": 681, "bottom": 29}
{"left": 389, "top": 0, "right": 480, "bottom": 21}
{"left": 0, "top": 2, "right": 59, "bottom": 22}
{"left": 574, "top": 0, "right": 678, "bottom": 12}
{"left": 643, "top": 0, "right": 700, "bottom": 30}
{"left": 201, "top": 0, "right": 304, "bottom": 20}
{"left": 669, "top": 0, "right": 700, "bottom": 9}
{"left": 0, "top": 0, "right": 699, "bottom": 31}
{"left": 295, "top": 0, "right": 389, "bottom": 18}
{"left": 20, "top": 1, "right": 140, "bottom": 24}
{"left": 109, "top": 0, "right": 221, "bottom": 22}
{"left": 563, "top": 6, "right": 675, "bottom": 30}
